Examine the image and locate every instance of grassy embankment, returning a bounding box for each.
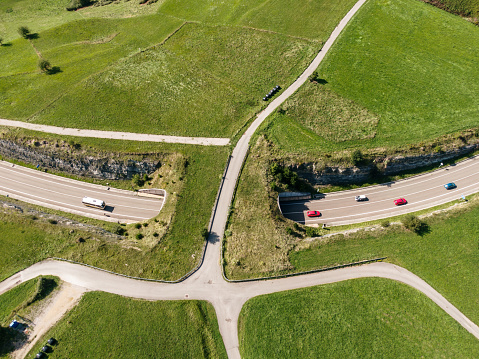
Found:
[0,277,58,358]
[0,130,228,282]
[264,0,479,160]
[239,278,479,358]
[26,292,227,359]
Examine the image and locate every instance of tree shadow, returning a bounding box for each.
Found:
[46,66,62,75]
[208,231,220,244]
[26,33,39,39]
[316,78,328,85]
[1,43,13,47]
[416,222,431,237]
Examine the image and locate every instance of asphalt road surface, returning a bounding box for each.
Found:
[0,161,163,223]
[281,156,479,226]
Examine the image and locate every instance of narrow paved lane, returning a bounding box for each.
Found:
[0,118,230,146]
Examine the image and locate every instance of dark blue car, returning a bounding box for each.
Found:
[444,182,456,190]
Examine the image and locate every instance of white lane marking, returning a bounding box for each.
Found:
[0,184,150,221]
[282,171,478,215]
[0,173,161,212]
[0,163,161,204]
[301,182,479,223]
[281,160,479,207]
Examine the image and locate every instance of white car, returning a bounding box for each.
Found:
[355,195,367,202]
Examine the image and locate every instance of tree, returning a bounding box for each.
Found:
[351,149,364,166]
[38,59,52,74]
[18,26,30,39]
[401,214,423,233]
[308,71,319,83]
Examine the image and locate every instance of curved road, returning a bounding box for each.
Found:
[282,156,479,226]
[2,0,479,358]
[0,161,164,223]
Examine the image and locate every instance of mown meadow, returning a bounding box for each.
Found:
[0,0,361,137]
[27,292,227,359]
[239,278,479,358]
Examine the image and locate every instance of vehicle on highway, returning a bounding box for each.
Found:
[306,210,321,217]
[393,198,407,206]
[355,195,368,201]
[82,196,106,209]
[444,182,457,190]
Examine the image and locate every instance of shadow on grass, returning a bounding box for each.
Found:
[46,66,62,75]
[1,43,12,47]
[26,33,39,40]
[416,222,431,237]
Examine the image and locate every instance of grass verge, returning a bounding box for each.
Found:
[239,277,479,358]
[27,292,227,359]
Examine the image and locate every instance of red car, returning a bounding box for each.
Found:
[393,198,407,206]
[307,210,321,217]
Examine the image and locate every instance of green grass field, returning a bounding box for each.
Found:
[239,278,479,358]
[0,0,364,137]
[266,0,479,156]
[0,129,228,281]
[27,292,227,359]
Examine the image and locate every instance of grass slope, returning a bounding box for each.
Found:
[28,292,227,359]
[159,0,358,41]
[239,278,479,358]
[267,0,479,154]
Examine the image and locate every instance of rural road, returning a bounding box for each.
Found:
[281,155,479,226]
[1,261,479,359]
[0,119,230,146]
[0,160,164,223]
[2,0,479,358]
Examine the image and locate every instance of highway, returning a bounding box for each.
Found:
[0,161,163,223]
[281,156,479,226]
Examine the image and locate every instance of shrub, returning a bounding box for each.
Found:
[142,222,148,227]
[308,71,319,82]
[18,26,30,39]
[305,226,319,237]
[401,214,422,233]
[134,223,141,229]
[113,225,126,235]
[66,0,90,11]
[286,227,294,235]
[48,219,57,224]
[381,220,390,228]
[38,60,52,74]
[136,233,143,240]
[153,232,159,237]
[351,149,364,166]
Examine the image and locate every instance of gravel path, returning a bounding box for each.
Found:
[0,119,230,146]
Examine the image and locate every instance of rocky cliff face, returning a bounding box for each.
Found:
[0,139,160,180]
[293,143,479,185]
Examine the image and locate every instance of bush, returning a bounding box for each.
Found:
[381,220,390,228]
[136,233,143,240]
[134,223,141,229]
[351,149,364,166]
[142,222,148,227]
[308,71,319,82]
[39,59,54,74]
[401,214,422,233]
[113,225,126,235]
[153,232,159,237]
[305,226,319,237]
[18,26,30,39]
[286,227,294,235]
[66,0,90,11]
